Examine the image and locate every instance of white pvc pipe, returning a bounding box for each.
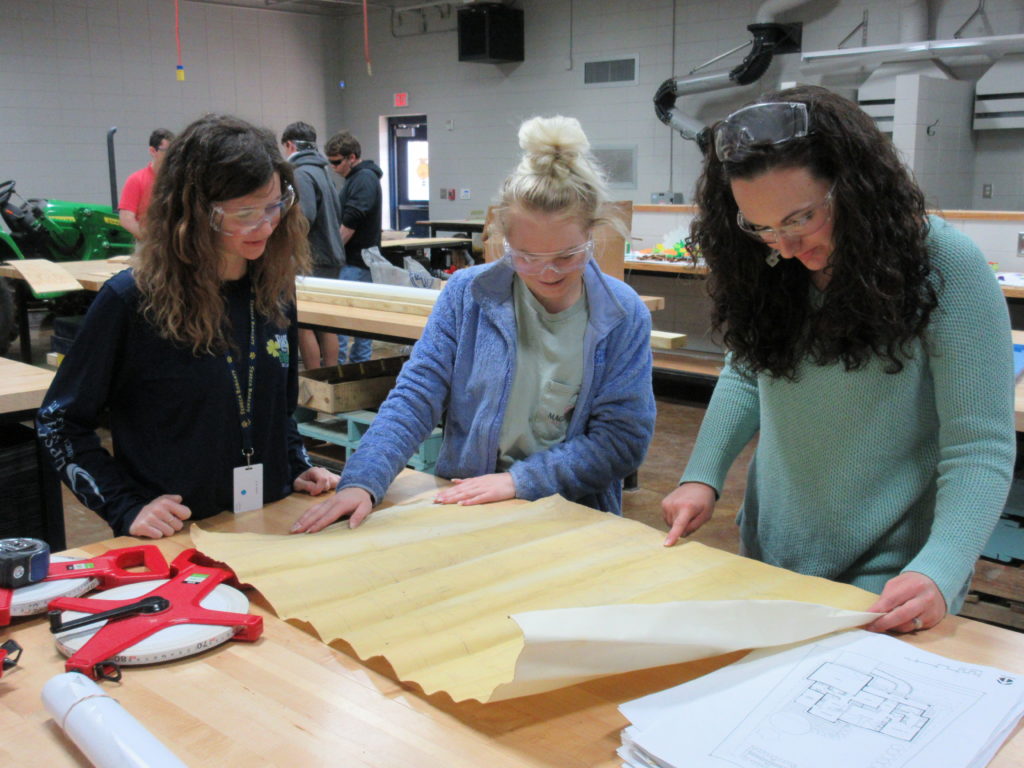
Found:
[755,0,815,24]
[42,672,187,768]
[296,276,439,304]
[801,33,1024,72]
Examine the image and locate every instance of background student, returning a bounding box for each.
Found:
[281,120,345,370]
[325,130,383,364]
[117,127,174,239]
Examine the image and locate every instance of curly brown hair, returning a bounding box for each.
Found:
[691,85,938,380]
[135,114,310,355]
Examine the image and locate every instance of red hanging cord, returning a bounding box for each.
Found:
[363,0,372,76]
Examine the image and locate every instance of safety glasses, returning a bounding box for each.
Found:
[503,239,593,276]
[736,184,835,245]
[713,102,810,162]
[210,184,296,236]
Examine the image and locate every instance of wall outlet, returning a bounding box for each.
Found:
[650,191,684,204]
[439,187,448,200]
[460,188,471,200]
[1018,232,1024,257]
[983,183,993,199]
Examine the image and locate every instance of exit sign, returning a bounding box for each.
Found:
[394,92,408,107]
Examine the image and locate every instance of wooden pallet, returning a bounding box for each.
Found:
[962,557,1024,631]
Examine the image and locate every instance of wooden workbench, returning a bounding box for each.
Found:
[0,258,129,293]
[416,219,486,238]
[0,357,63,548]
[2,469,1022,767]
[298,293,665,344]
[0,357,54,416]
[0,259,667,352]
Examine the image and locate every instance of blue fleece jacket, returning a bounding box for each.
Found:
[340,258,656,513]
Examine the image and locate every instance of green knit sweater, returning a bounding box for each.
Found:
[681,216,1015,612]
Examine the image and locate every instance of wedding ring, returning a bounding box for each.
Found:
[912,616,923,630]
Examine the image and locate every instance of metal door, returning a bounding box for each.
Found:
[388,116,429,233]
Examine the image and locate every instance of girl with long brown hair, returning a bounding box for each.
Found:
[38,114,337,538]
[662,87,1014,633]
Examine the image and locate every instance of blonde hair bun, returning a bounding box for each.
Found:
[524,115,589,165]
[497,114,612,234]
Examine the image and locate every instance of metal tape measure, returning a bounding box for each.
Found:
[0,538,51,589]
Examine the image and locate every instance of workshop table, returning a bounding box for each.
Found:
[297,292,666,345]
[416,219,486,238]
[379,236,475,271]
[1,259,667,354]
[1,468,1022,767]
[0,259,130,362]
[0,357,53,418]
[0,357,63,549]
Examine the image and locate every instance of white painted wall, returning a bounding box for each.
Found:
[324,0,1024,223]
[1,0,1022,216]
[0,0,333,205]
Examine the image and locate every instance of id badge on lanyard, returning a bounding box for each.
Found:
[227,295,264,513]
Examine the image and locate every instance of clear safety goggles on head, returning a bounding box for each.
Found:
[736,183,835,246]
[502,239,594,276]
[209,184,296,236]
[713,102,810,163]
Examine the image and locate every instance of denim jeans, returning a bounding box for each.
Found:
[338,263,373,363]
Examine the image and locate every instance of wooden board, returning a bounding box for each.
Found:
[296,288,435,317]
[650,331,687,350]
[380,237,473,250]
[0,358,54,414]
[2,259,81,294]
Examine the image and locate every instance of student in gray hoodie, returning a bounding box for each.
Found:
[282,121,345,369]
[291,115,656,534]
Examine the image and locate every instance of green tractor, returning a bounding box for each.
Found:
[0,178,135,357]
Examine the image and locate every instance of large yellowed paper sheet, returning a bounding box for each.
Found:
[190,496,878,703]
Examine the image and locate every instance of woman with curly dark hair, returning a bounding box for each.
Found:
[38,114,338,539]
[661,86,1014,633]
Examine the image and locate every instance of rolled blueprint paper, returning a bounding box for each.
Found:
[41,672,187,768]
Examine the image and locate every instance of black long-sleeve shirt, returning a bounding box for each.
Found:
[36,269,311,535]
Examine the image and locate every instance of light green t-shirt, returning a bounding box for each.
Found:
[497,276,589,471]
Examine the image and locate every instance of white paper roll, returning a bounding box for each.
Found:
[42,672,187,768]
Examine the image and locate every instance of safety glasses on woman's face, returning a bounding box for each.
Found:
[736,184,836,246]
[209,184,296,236]
[713,102,810,163]
[503,240,594,275]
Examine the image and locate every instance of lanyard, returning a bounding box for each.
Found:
[225,296,257,465]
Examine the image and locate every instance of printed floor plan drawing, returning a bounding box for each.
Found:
[710,648,984,768]
[797,660,930,740]
[620,631,1024,768]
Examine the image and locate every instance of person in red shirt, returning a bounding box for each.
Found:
[118,128,174,239]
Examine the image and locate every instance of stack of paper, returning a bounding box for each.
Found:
[619,630,1024,768]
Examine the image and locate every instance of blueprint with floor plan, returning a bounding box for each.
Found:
[620,630,1024,768]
